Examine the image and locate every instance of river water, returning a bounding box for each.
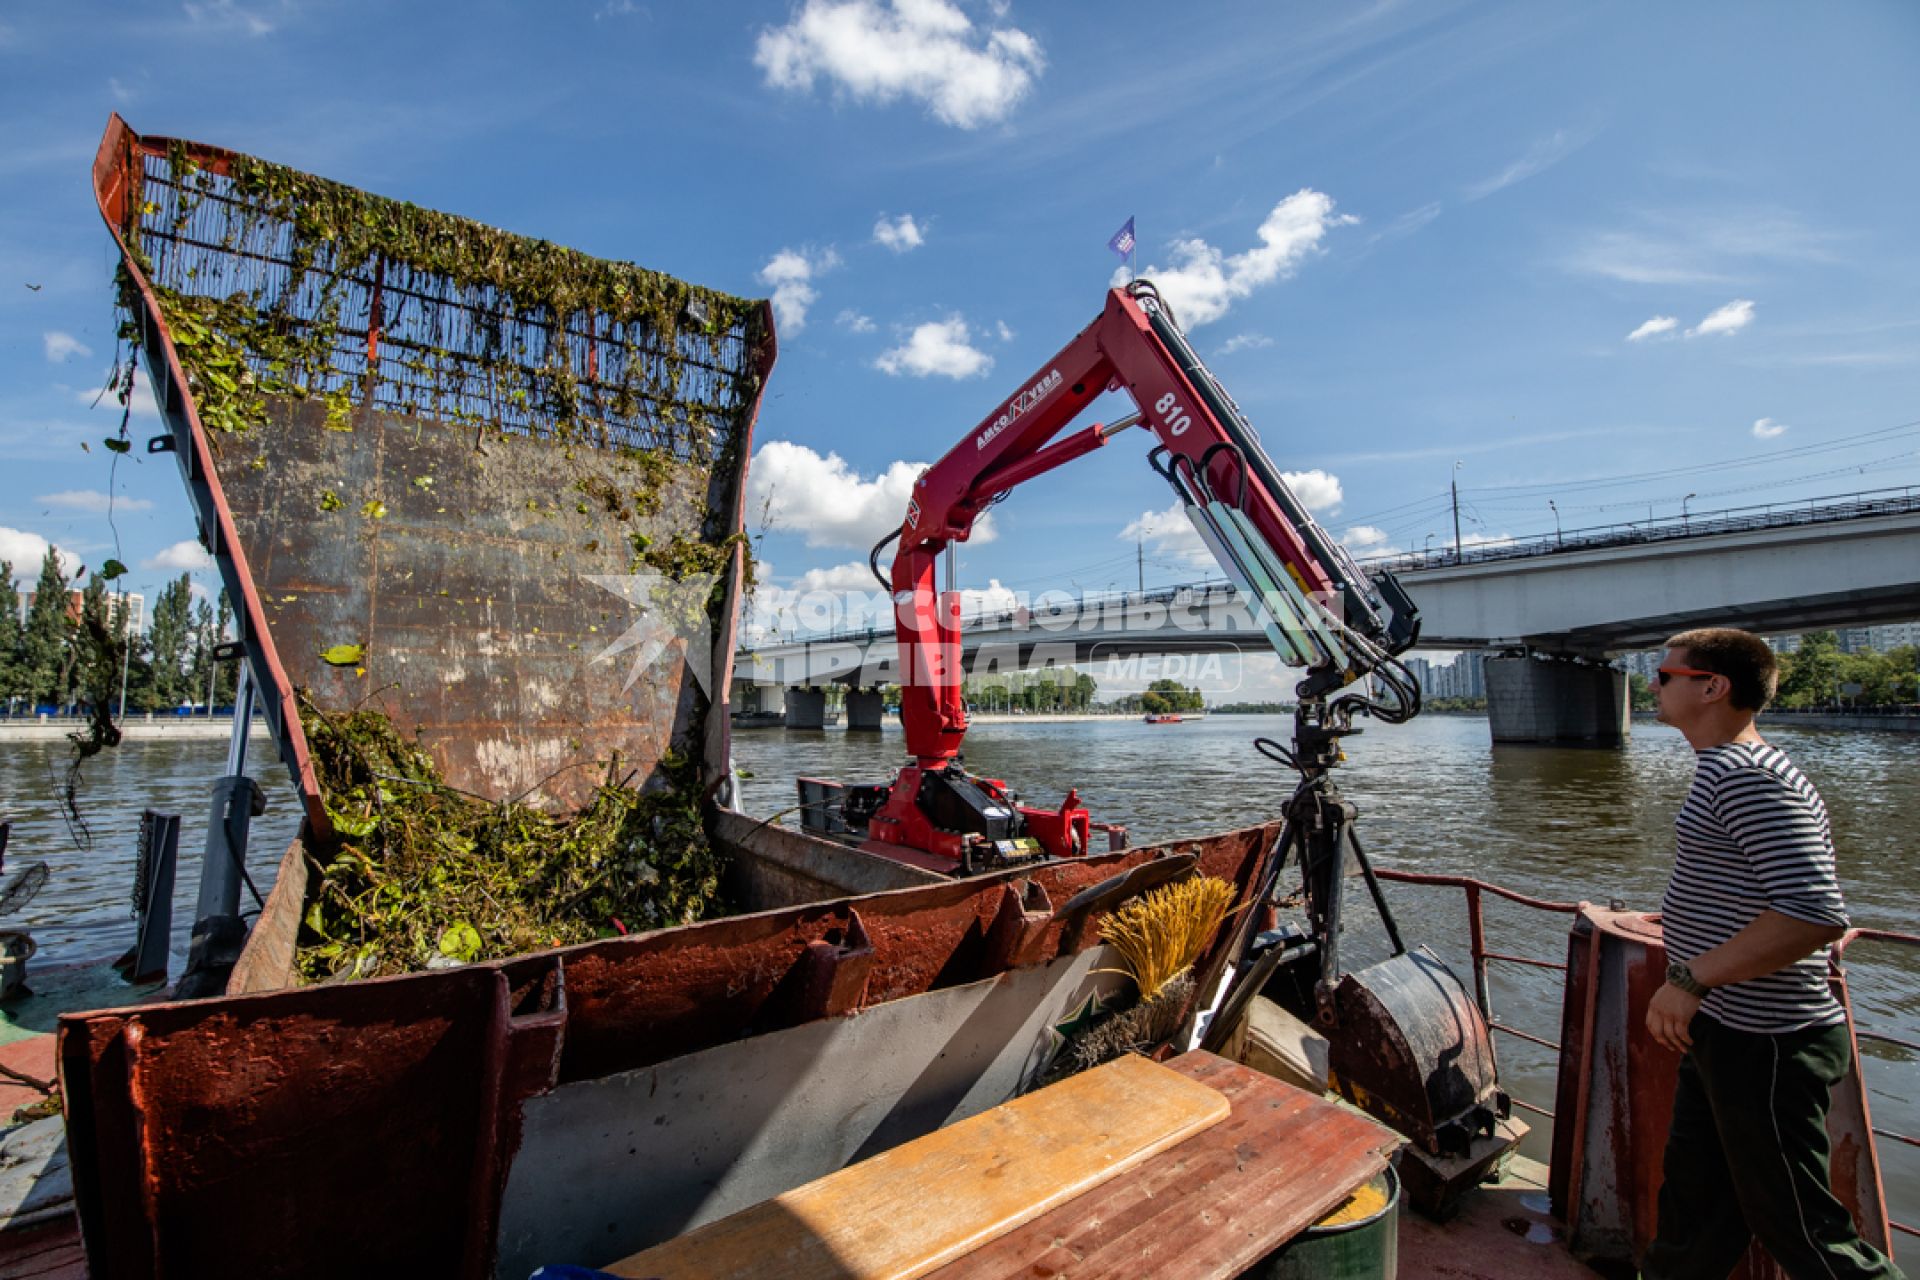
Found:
[2,712,1917,1232]
[730,711,1920,1219]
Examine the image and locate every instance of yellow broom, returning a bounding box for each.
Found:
[1038,875,1239,1087]
[1098,874,1238,1000]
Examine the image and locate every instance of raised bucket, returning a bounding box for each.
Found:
[1246,1163,1400,1279]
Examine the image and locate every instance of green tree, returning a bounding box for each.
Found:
[20,548,73,707]
[1776,632,1841,709]
[144,574,195,710]
[0,562,22,706]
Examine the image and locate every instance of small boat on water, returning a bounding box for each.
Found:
[1144,712,1184,724]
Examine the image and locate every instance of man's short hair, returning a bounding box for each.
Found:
[1666,627,1778,712]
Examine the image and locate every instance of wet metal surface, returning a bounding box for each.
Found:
[59,820,1280,1278]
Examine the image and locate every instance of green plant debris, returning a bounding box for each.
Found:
[119,138,768,465]
[318,489,343,511]
[318,643,365,666]
[295,700,722,982]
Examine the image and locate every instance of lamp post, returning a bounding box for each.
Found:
[1424,532,1437,559]
[1683,492,1697,529]
[1548,500,1562,547]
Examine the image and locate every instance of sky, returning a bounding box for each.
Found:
[3,1,1918,688]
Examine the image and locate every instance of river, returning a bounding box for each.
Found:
[3,712,1917,1228]
[730,711,1920,1209]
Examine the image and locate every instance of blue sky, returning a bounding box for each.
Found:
[3,1,1917,654]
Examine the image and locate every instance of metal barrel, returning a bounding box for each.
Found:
[1245,1164,1400,1279]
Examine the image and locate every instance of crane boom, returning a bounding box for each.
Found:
[808,281,1420,872]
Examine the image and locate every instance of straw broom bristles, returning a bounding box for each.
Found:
[1098,875,1237,1000]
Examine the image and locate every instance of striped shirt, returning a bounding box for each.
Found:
[1660,741,1849,1034]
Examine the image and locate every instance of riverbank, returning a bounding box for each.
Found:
[1759,710,1920,732]
[0,717,272,741]
[732,712,1211,727]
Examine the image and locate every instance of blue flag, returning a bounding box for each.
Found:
[1107,216,1136,261]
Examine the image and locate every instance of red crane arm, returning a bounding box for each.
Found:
[891,284,1404,768]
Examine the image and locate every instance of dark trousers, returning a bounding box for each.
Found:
[1644,1015,1904,1280]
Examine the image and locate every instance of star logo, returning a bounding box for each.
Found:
[584,572,719,695]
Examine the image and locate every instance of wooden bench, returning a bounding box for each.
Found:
[606,1051,1400,1280]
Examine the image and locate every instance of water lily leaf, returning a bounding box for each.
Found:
[437,922,482,962]
[319,643,365,666]
[100,559,128,581]
[103,437,132,454]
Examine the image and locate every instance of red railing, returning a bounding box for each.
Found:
[1367,881,1920,1245]
[1374,868,1580,1119]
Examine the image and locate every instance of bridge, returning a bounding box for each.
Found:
[733,487,1920,744]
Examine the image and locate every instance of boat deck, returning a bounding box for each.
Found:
[1401,1155,1608,1279]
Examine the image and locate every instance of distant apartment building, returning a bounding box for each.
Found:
[1407,650,1487,700]
[19,590,145,635]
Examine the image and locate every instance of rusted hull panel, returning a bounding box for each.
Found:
[1547,905,1890,1272]
[59,820,1281,1279]
[89,113,778,836]
[216,395,727,811]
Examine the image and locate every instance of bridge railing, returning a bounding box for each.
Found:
[1364,485,1920,574]
[743,485,1920,652]
[742,579,1242,650]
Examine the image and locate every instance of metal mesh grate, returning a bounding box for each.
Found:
[131,148,764,464]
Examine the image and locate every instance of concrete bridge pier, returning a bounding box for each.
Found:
[784,686,827,730]
[845,687,887,731]
[733,682,784,718]
[1486,652,1630,746]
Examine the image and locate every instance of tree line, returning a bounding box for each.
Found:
[0,549,238,716]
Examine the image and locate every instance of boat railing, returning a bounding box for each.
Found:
[1372,868,1580,1121]
[1369,878,1920,1243]
[1832,926,1920,1244]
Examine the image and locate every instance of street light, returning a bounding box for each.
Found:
[1683,492,1697,528]
[1424,532,1437,558]
[1548,500,1562,547]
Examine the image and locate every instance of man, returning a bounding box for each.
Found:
[1643,627,1902,1279]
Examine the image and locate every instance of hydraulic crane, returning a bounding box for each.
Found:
[799,282,1513,1196]
[806,280,1420,873]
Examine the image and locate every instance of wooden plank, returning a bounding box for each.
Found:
[605,1054,1230,1280]
[926,1052,1404,1279]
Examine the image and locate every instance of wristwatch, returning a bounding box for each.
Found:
[1666,960,1709,997]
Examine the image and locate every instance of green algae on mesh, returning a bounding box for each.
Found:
[120,139,766,453]
[295,699,723,983]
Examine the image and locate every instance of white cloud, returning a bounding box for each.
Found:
[143,539,212,573]
[43,331,91,363]
[1280,468,1343,515]
[749,440,997,550]
[874,316,992,379]
[0,528,81,579]
[1625,315,1677,342]
[754,0,1045,129]
[181,0,276,36]
[758,247,838,334]
[959,578,1017,614]
[1218,333,1274,355]
[1121,502,1211,569]
[1119,190,1355,328]
[1566,211,1838,286]
[1688,298,1755,338]
[791,561,882,593]
[1752,417,1789,440]
[35,490,155,515]
[836,308,877,334]
[872,213,925,252]
[1341,525,1398,556]
[994,320,1014,342]
[1463,128,1592,201]
[74,365,159,416]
